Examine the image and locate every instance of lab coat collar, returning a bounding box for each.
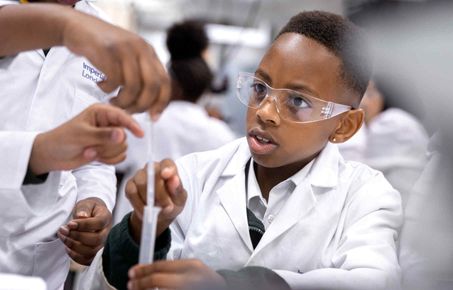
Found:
[222,138,252,176]
[221,139,342,189]
[308,142,342,189]
[216,139,343,255]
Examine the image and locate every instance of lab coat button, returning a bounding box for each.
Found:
[267,214,274,223]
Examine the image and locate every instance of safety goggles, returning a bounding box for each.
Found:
[236,72,351,123]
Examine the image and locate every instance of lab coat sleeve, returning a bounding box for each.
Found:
[72,162,116,211]
[76,249,117,290]
[0,131,39,190]
[0,131,63,217]
[275,173,403,290]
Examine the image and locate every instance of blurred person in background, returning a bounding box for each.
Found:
[346,0,453,289]
[156,19,237,158]
[113,19,236,224]
[339,79,429,207]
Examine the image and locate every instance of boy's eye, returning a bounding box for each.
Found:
[288,95,310,109]
[251,82,267,100]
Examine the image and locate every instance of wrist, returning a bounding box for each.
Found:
[29,132,52,176]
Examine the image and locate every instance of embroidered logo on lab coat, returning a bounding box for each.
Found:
[82,62,106,83]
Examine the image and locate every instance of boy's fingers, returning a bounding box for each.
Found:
[61,229,103,247]
[133,167,148,200]
[125,178,145,219]
[168,176,187,208]
[166,175,181,196]
[129,273,184,290]
[129,264,157,279]
[130,260,191,279]
[58,234,100,258]
[73,199,95,219]
[154,177,173,212]
[159,159,178,179]
[65,246,95,266]
[68,215,110,232]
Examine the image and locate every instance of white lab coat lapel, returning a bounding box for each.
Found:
[216,143,254,253]
[248,143,341,261]
[217,173,254,253]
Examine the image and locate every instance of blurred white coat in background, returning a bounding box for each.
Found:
[339,82,428,207]
[113,101,236,224]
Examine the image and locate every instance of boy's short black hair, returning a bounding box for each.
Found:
[277,11,372,100]
[166,20,212,102]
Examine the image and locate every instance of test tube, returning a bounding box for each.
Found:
[139,206,161,264]
[145,115,155,209]
[139,115,161,264]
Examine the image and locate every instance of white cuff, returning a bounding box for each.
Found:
[0,131,39,190]
[77,249,117,290]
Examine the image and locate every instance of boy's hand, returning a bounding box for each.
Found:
[126,160,187,243]
[62,9,170,116]
[127,259,226,290]
[29,103,144,175]
[57,197,112,266]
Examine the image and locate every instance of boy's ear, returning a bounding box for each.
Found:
[329,109,364,143]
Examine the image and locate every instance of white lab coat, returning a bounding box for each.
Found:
[113,101,236,224]
[0,274,46,290]
[153,101,237,160]
[0,1,115,289]
[365,109,428,203]
[83,138,403,290]
[338,108,429,207]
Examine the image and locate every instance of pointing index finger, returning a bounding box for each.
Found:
[93,105,144,138]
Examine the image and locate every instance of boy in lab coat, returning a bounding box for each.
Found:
[0,0,169,289]
[83,11,402,290]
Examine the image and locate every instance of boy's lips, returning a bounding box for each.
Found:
[247,129,278,155]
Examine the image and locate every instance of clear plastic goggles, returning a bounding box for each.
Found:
[236,72,351,123]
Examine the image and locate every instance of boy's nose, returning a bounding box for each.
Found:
[256,96,281,126]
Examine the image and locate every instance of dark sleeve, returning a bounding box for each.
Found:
[217,266,291,290]
[102,212,171,290]
[22,167,48,185]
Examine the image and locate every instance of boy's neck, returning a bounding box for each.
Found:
[255,157,314,201]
